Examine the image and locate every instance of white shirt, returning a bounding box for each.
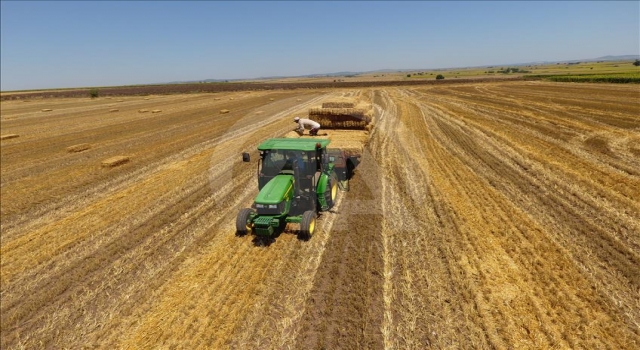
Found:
[297,118,321,130]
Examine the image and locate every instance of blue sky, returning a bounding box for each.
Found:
[1,1,638,91]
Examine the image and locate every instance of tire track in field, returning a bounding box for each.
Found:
[0,92,331,349]
[414,86,640,331]
[402,85,639,347]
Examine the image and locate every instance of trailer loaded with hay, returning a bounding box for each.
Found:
[308,101,371,130]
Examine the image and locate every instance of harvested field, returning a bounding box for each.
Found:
[1,82,638,349]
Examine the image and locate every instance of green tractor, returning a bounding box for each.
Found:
[237,138,342,240]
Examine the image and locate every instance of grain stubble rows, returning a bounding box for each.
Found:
[1,82,638,349]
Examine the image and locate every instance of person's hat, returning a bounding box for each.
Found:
[294,117,300,122]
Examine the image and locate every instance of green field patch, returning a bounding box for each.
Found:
[528,72,640,84]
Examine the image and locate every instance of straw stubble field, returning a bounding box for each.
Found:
[1,81,639,349]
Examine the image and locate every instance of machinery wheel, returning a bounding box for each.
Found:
[236,208,255,235]
[299,210,317,240]
[323,172,338,209]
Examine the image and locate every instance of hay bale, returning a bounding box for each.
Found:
[220,109,230,114]
[297,99,302,102]
[309,107,366,118]
[151,110,162,113]
[255,111,264,114]
[309,108,370,129]
[144,98,150,100]
[229,97,235,100]
[109,109,119,112]
[1,134,19,140]
[66,143,91,153]
[41,109,53,112]
[214,98,221,100]
[269,98,275,101]
[138,109,149,113]
[322,102,355,108]
[102,156,130,167]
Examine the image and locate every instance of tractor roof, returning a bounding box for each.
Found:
[257,138,331,151]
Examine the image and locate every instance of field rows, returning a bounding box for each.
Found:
[1,81,639,348]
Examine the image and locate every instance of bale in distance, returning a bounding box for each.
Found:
[66,143,91,153]
[41,109,53,112]
[1,134,19,140]
[102,156,130,167]
[152,110,162,113]
[220,109,230,114]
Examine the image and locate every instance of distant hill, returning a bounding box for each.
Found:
[187,55,640,84]
[593,55,639,61]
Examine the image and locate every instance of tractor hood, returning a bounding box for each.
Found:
[255,174,294,205]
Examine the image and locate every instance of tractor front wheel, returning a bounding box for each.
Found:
[236,208,255,235]
[299,210,317,240]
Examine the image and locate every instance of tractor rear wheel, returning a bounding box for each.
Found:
[299,210,317,240]
[323,172,338,209]
[236,208,255,235]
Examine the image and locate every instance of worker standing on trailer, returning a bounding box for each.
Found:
[294,116,321,136]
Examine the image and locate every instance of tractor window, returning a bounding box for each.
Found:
[262,150,317,176]
[262,150,287,175]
